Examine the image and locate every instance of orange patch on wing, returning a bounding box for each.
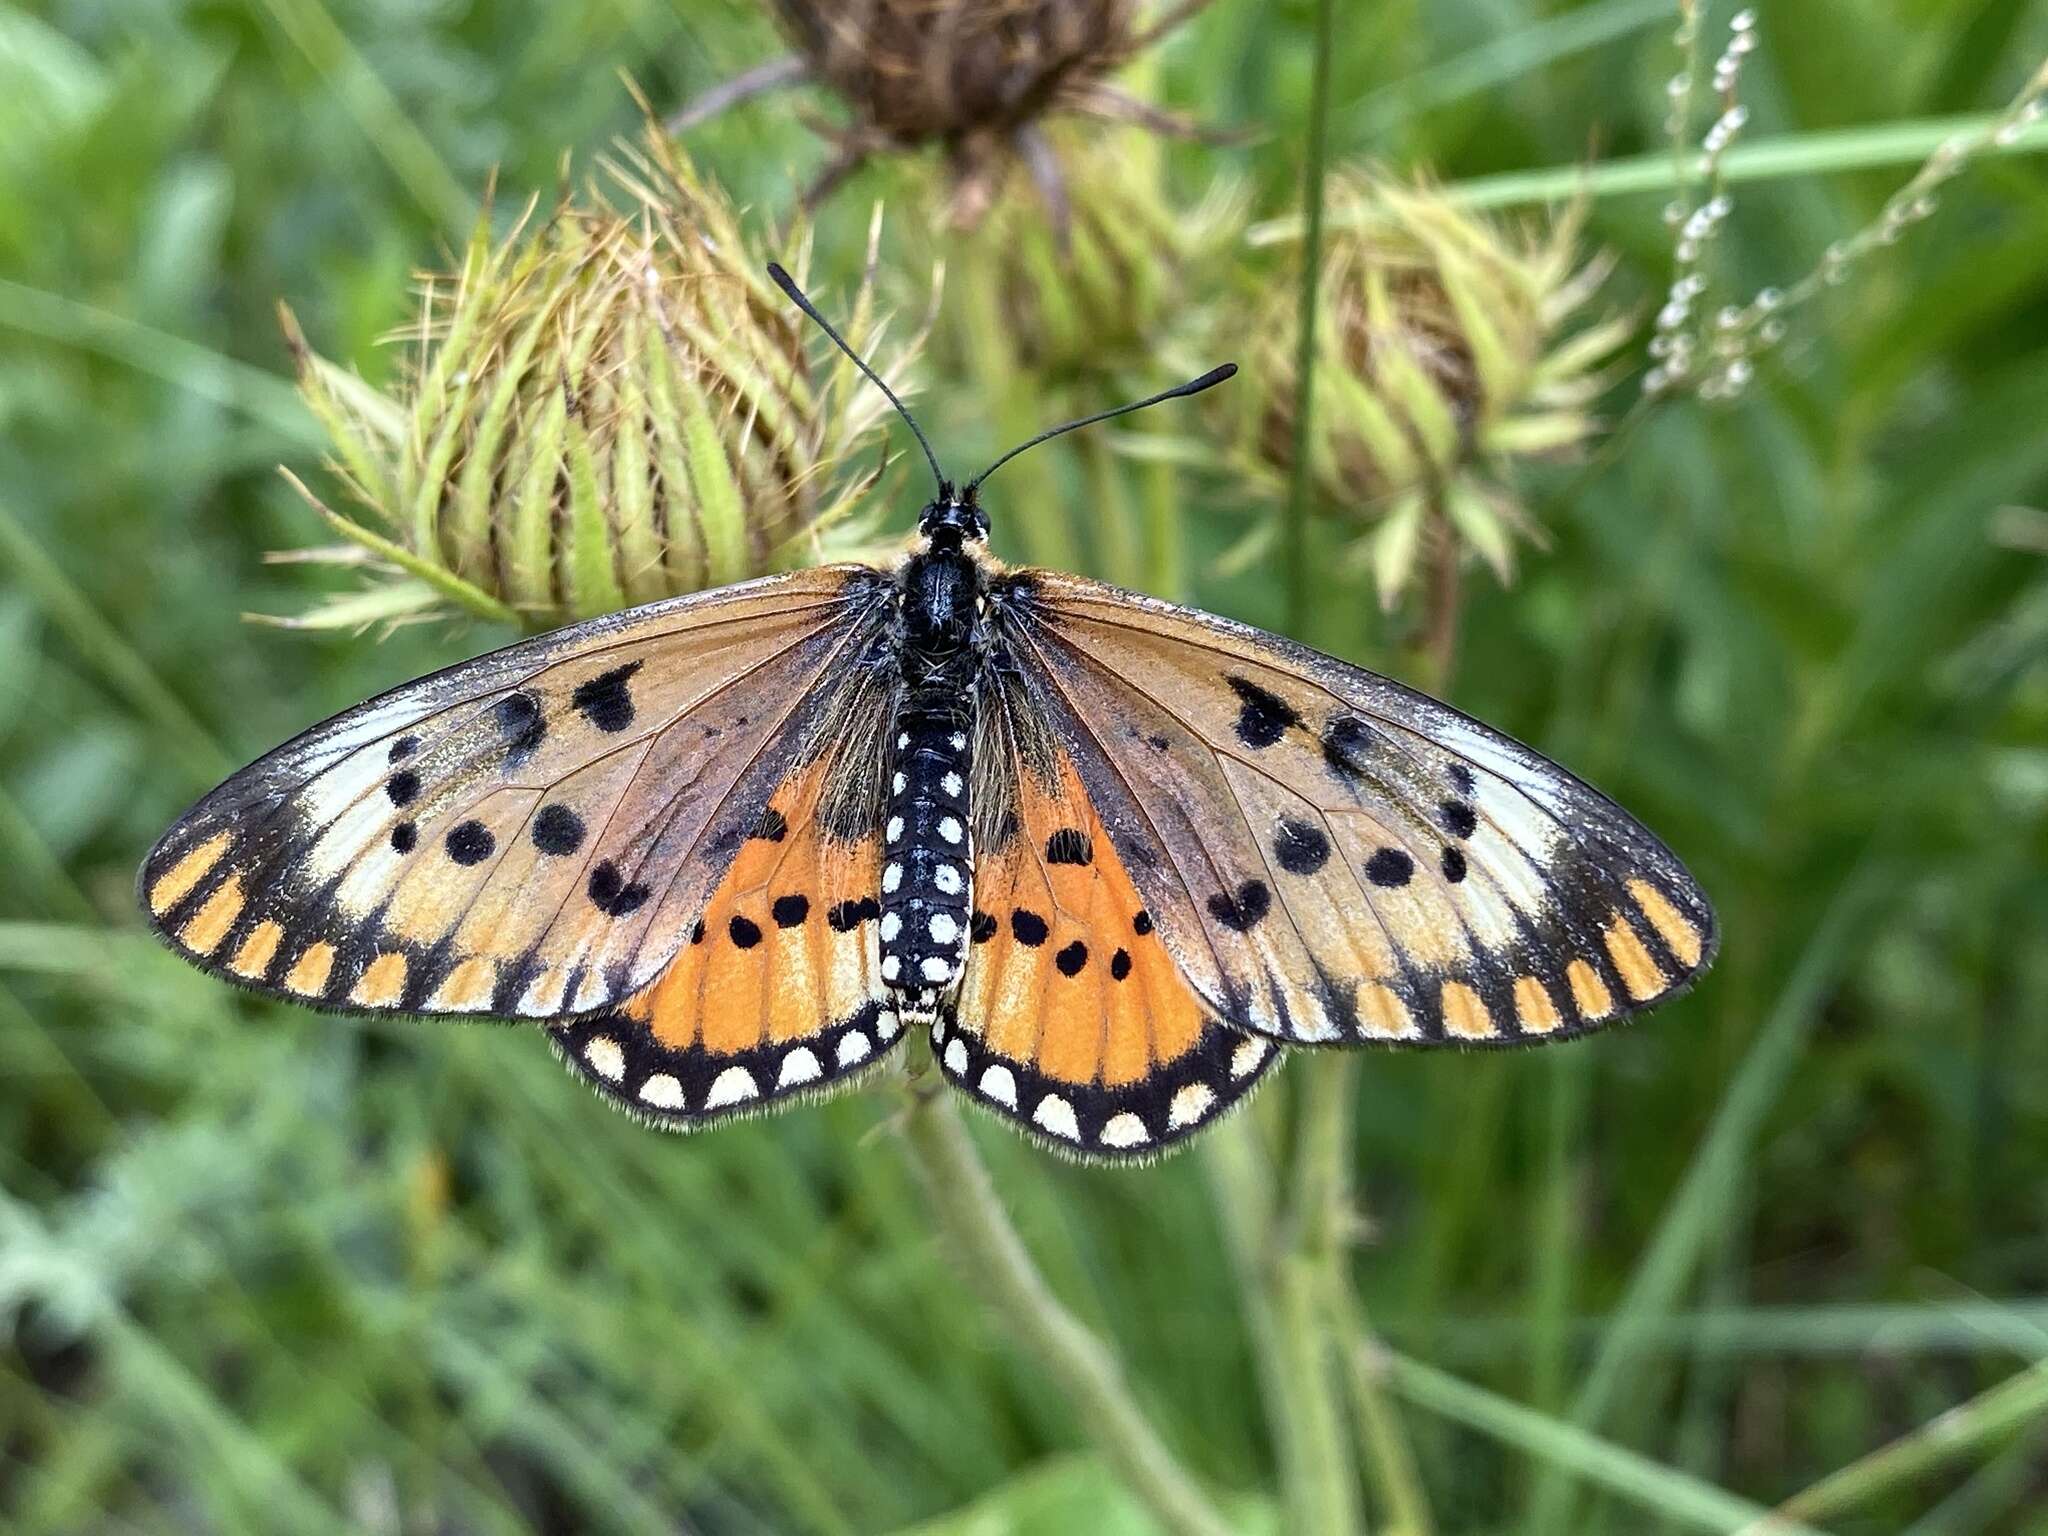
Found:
[1603,916,1667,1001]
[1567,958,1613,1021]
[1357,982,1417,1039]
[352,951,409,1006]
[1440,980,1494,1039]
[182,874,245,954]
[1629,879,1704,968]
[957,750,1209,1090]
[150,832,231,916]
[285,941,336,997]
[627,760,881,1058]
[230,920,285,980]
[431,955,497,1010]
[1513,976,1562,1034]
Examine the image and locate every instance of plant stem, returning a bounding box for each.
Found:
[1374,1347,1825,1536]
[1264,0,1366,1527]
[897,1079,1236,1536]
[1333,1290,1435,1536]
[1766,1357,2048,1529]
[1247,113,2048,236]
[1279,0,1336,638]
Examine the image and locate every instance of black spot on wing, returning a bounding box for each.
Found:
[828,897,879,932]
[532,804,585,857]
[386,771,420,807]
[1273,817,1331,875]
[1133,909,1153,936]
[752,807,789,843]
[1208,880,1271,933]
[1227,675,1301,749]
[587,860,651,918]
[496,691,545,760]
[1110,947,1132,981]
[771,894,810,928]
[572,663,642,733]
[1441,846,1468,883]
[390,822,417,853]
[1447,762,1477,796]
[1365,848,1414,888]
[1322,715,1384,781]
[1045,828,1093,866]
[1055,940,1089,977]
[970,910,998,943]
[1011,909,1049,946]
[728,915,762,949]
[445,820,495,866]
[1440,800,1478,839]
[388,735,420,763]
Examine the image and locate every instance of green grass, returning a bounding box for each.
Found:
[5,1,2048,1532]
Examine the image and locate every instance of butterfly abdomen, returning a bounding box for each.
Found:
[879,704,974,1019]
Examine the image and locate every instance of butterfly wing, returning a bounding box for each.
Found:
[550,739,907,1128]
[140,566,895,1022]
[933,688,1279,1161]
[990,570,1716,1049]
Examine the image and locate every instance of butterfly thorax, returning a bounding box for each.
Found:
[878,516,993,1022]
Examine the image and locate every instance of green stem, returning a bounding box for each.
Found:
[898,1080,1236,1536]
[1248,114,2048,236]
[1142,431,1187,601]
[1332,1233,1436,1536]
[1280,0,1336,637]
[1265,0,1365,1528]
[1375,1348,1826,1536]
[1770,1358,2048,1528]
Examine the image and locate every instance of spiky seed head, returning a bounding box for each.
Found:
[280,133,913,633]
[768,0,1199,223]
[1231,173,1630,608]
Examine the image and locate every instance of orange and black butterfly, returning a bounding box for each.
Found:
[140,265,1715,1163]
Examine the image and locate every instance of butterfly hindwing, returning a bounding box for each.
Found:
[995,570,1716,1049]
[936,717,1279,1161]
[140,567,894,1021]
[550,747,906,1128]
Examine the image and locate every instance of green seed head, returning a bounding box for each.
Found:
[1233,174,1630,608]
[281,133,913,633]
[934,128,1244,382]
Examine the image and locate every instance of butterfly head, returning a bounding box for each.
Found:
[765,261,1236,553]
[918,485,991,550]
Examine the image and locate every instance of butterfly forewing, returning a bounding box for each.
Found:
[1000,570,1716,1049]
[141,567,894,1020]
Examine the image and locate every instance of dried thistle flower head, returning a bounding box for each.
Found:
[1235,174,1629,608]
[280,135,912,633]
[674,0,1218,225]
[936,129,1244,381]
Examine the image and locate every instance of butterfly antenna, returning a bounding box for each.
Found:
[767,262,948,496]
[966,364,1238,495]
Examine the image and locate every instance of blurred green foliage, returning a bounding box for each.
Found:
[3,1,2048,1532]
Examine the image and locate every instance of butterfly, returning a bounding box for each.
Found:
[140,264,1716,1163]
